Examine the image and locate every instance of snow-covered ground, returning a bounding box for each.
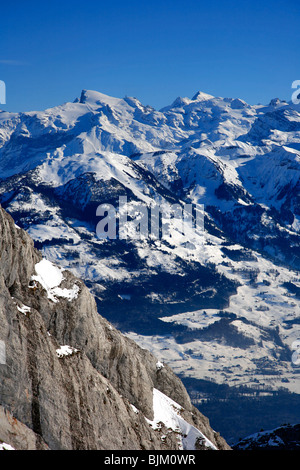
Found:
[0,442,15,450]
[31,259,80,303]
[134,388,217,450]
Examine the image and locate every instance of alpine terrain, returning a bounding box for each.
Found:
[0,89,299,444]
[0,204,229,450]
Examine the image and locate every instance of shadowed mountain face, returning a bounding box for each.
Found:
[0,205,229,450]
[0,90,299,442]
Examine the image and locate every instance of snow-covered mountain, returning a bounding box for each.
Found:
[233,423,300,450]
[0,89,299,442]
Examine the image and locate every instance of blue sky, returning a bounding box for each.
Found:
[0,0,299,111]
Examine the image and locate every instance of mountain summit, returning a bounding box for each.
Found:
[191,91,215,101]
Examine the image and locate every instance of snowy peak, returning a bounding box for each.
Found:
[191,91,215,102]
[78,89,124,108]
[268,97,288,108]
[163,96,192,110]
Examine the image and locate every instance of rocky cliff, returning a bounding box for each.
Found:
[0,205,229,450]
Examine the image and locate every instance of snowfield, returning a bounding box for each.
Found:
[31,259,79,302]
[147,388,217,450]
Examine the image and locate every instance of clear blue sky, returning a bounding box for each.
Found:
[0,0,299,112]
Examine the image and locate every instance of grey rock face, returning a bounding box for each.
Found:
[0,205,230,450]
[0,406,49,450]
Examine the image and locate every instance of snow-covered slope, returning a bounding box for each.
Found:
[233,423,300,450]
[0,89,299,441]
[146,388,217,450]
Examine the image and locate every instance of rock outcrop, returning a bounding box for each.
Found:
[0,205,230,450]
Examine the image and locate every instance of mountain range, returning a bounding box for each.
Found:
[0,89,299,443]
